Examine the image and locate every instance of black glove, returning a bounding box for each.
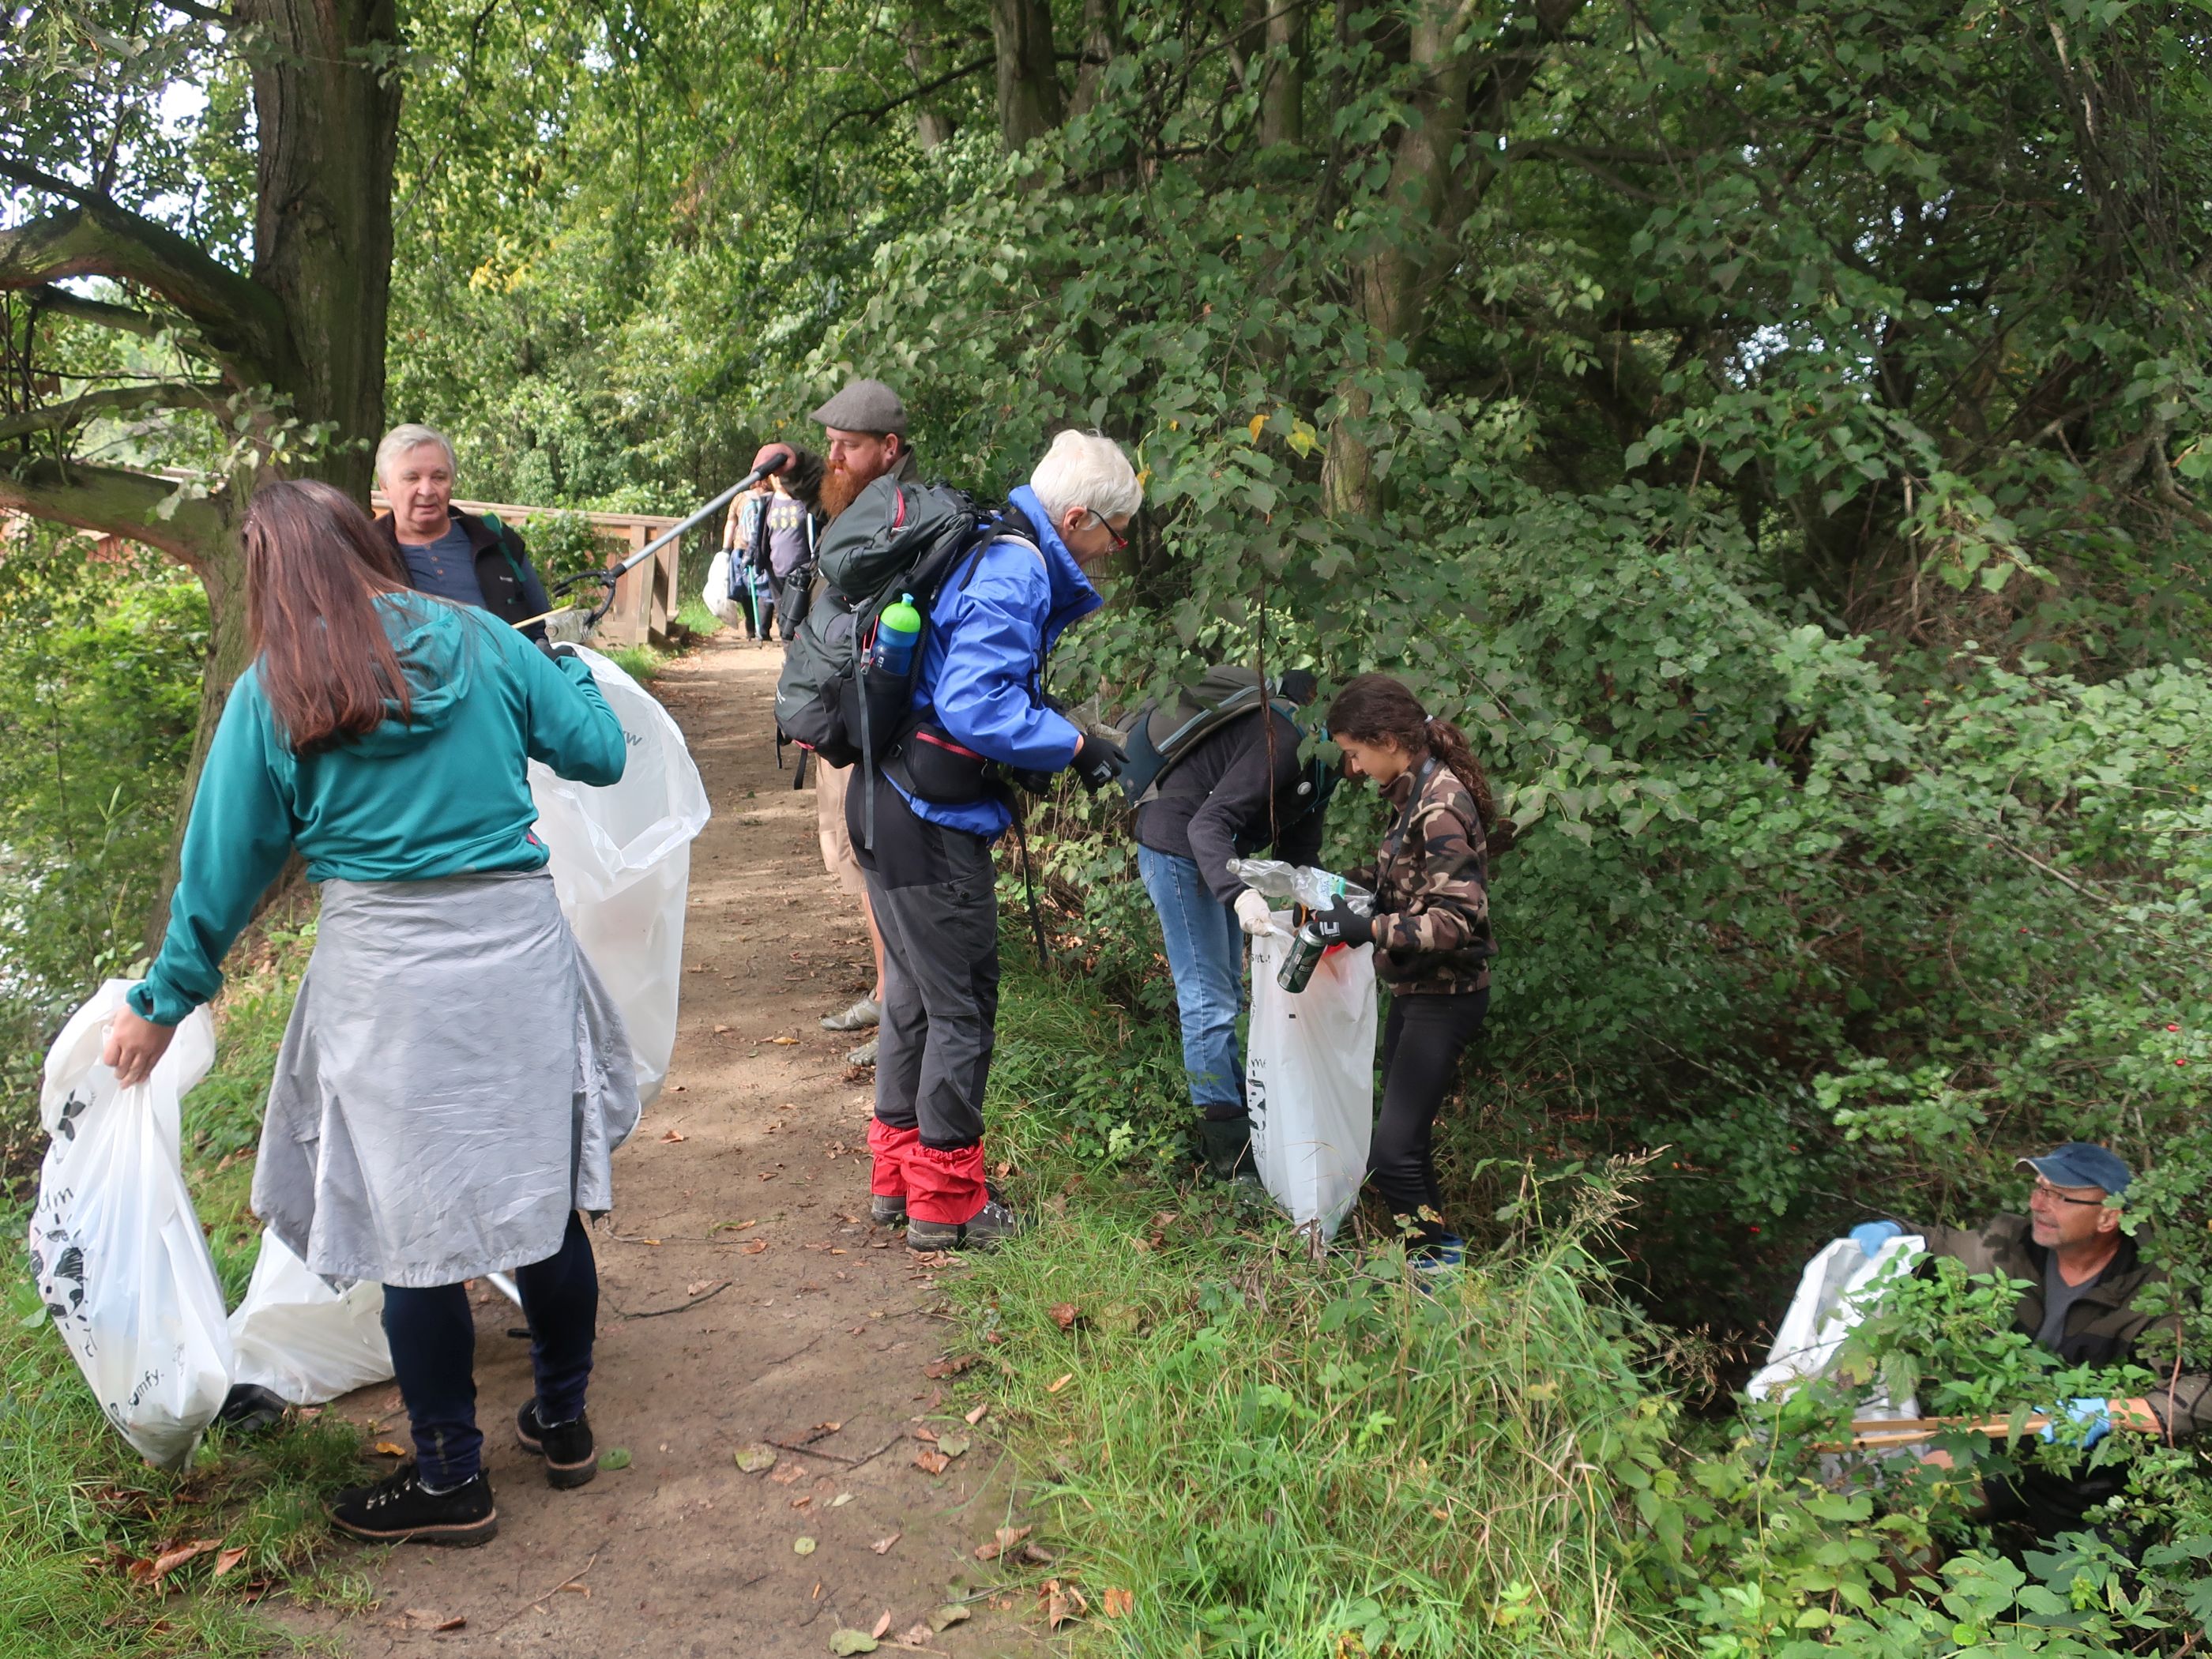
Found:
[536,636,580,661]
[1006,765,1057,796]
[1071,724,1127,792]
[1311,903,1373,947]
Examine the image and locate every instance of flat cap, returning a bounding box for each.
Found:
[811,378,908,436]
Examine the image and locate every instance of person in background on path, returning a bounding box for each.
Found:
[719,479,773,641]
[858,429,1139,1253]
[762,450,824,641]
[1307,674,1509,1271]
[1136,668,1325,1183]
[374,423,556,642]
[756,382,917,1065]
[1843,1142,2204,1539]
[101,480,638,1548]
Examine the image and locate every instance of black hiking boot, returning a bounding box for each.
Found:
[871,1194,908,1226]
[515,1400,597,1488]
[907,1194,1026,1255]
[1197,1114,1262,1185]
[327,1465,497,1547]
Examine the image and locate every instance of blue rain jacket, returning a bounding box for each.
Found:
[893,484,1103,838]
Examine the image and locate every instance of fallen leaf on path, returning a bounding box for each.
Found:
[1041,1579,1087,1629]
[1102,1587,1134,1619]
[935,1433,971,1458]
[912,1425,938,1443]
[713,1024,729,1033]
[922,1355,975,1379]
[769,1036,799,1045]
[741,1240,769,1255]
[1047,1372,1074,1394]
[911,1449,950,1475]
[931,1604,972,1631]
[391,1608,465,1632]
[734,1443,777,1473]
[771,1462,807,1484]
[871,1611,893,1638]
[211,1546,248,1580]
[710,1218,758,1233]
[1049,1302,1080,1330]
[686,1279,715,1296]
[129,1537,220,1585]
[964,1403,988,1425]
[372,1441,409,1458]
[660,1129,688,1143]
[597,1447,632,1470]
[792,1536,817,1556]
[1020,1541,1055,1564]
[811,1420,843,1434]
[826,1631,878,1655]
[790,1495,811,1508]
[830,1492,853,1508]
[870,1532,901,1555]
[904,1623,935,1646]
[972,1525,1031,1561]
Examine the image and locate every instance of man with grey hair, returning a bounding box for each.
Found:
[374,422,555,642]
[855,427,1142,1254]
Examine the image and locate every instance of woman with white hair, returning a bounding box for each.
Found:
[853,427,1140,1255]
[373,423,557,642]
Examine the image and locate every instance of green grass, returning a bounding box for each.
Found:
[933,940,1685,1657]
[2,917,374,1659]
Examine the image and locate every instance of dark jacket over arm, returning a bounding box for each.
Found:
[1135,709,1321,905]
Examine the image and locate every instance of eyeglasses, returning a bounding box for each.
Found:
[1083,510,1129,551]
[2029,1179,2107,1208]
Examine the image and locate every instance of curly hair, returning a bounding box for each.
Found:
[1325,673,1516,858]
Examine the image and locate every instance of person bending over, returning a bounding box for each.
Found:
[103,480,637,1548]
[1308,674,1509,1270]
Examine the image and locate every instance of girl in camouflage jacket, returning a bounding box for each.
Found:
[1310,675,1510,1264]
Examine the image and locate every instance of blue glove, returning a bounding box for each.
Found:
[1849,1220,1904,1258]
[2038,1398,2111,1448]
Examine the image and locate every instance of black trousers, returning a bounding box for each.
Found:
[1368,988,1489,1247]
[852,773,999,1150]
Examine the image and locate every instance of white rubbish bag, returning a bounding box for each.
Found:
[27,981,231,1469]
[529,645,712,1107]
[1747,1232,1924,1420]
[1246,920,1377,1243]
[228,1228,392,1405]
[701,549,744,630]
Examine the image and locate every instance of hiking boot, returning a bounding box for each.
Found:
[1196,1115,1261,1186]
[327,1465,497,1547]
[907,1194,1025,1255]
[846,1036,878,1067]
[870,1193,908,1226]
[515,1400,596,1488]
[822,995,882,1033]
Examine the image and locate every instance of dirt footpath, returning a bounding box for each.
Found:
[316,635,1044,1658]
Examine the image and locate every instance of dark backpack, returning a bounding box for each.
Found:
[773,475,1003,771]
[1118,665,1337,840]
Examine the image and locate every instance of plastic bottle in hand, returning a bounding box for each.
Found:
[870,593,922,676]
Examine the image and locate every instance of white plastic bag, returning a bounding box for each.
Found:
[1747,1233,1924,1417]
[701,549,744,629]
[1246,920,1377,1243]
[529,645,711,1107]
[228,1228,392,1405]
[27,982,231,1469]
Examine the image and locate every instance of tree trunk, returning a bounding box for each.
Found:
[903,5,957,150]
[1260,0,1306,149]
[1070,0,1121,120]
[990,0,1064,150]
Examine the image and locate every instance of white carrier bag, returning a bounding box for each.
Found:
[1246,921,1377,1243]
[27,982,231,1469]
[701,549,746,630]
[529,645,711,1107]
[228,1228,392,1405]
[1747,1232,1925,1419]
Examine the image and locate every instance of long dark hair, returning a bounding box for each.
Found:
[244,479,416,754]
[1326,673,1516,858]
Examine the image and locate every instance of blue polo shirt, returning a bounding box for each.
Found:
[397,518,484,607]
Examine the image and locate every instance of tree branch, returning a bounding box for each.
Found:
[23,284,172,337]
[159,0,235,24]
[0,457,228,566]
[0,155,97,204]
[0,206,287,384]
[0,382,229,443]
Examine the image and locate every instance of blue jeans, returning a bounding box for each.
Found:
[1138,845,1246,1112]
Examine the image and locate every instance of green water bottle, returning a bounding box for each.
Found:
[871,593,922,676]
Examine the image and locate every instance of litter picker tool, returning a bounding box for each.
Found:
[517,450,793,633]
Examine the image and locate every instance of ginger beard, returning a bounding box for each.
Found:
[819,461,865,521]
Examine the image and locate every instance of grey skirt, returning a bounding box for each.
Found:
[251,870,639,1288]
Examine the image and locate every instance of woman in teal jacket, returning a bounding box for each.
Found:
[103,479,637,1548]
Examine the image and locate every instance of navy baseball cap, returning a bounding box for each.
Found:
[2018,1142,2132,1196]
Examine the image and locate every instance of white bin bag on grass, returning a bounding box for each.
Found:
[228,1228,392,1405]
[27,981,230,1470]
[1747,1232,1925,1420]
[1246,920,1377,1243]
[529,645,711,1108]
